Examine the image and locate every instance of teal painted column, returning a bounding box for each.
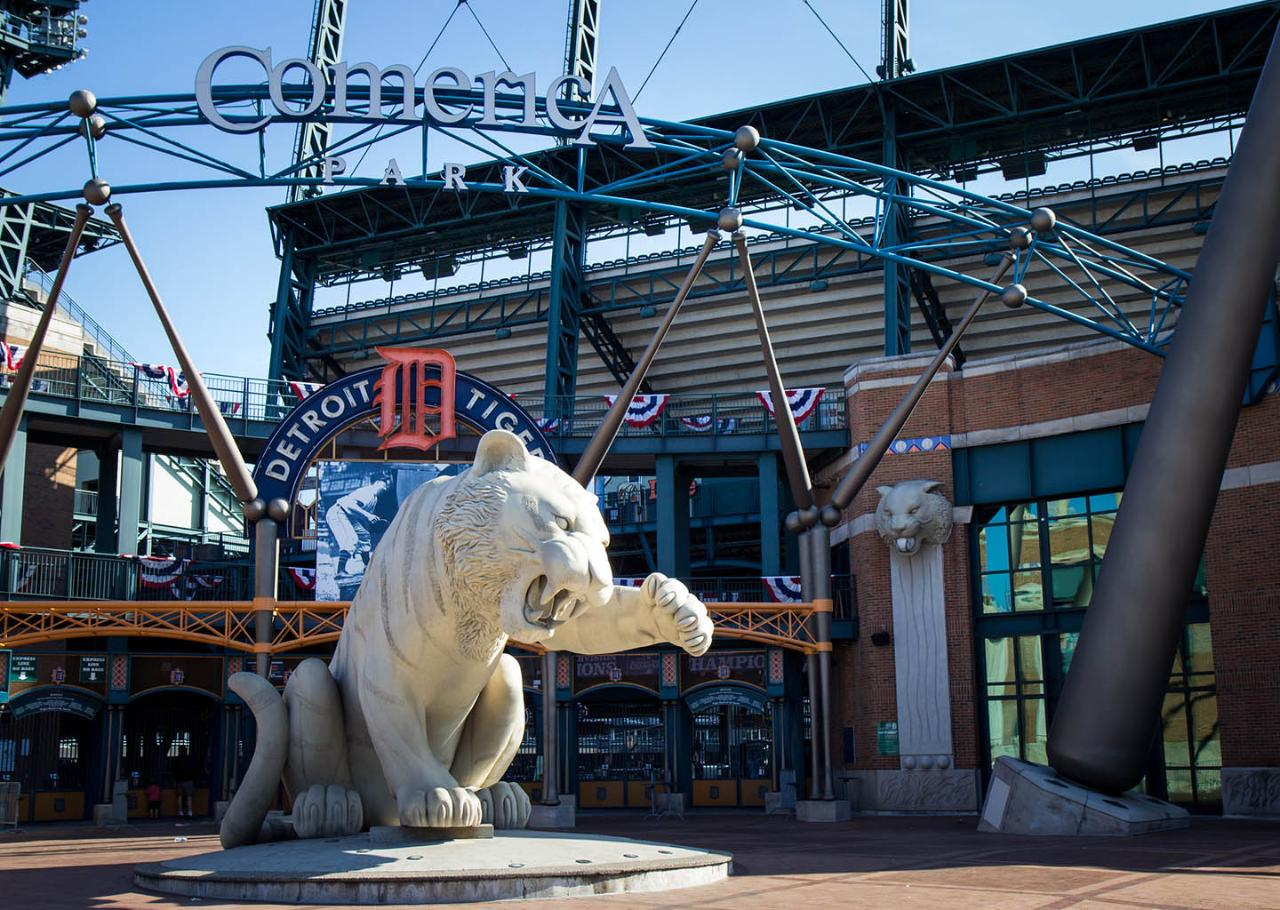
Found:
[655,456,690,577]
[95,442,119,553]
[757,453,781,575]
[118,431,144,555]
[0,414,26,543]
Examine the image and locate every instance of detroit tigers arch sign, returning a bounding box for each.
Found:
[253,348,556,513]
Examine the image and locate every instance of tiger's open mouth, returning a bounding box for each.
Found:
[523,575,582,630]
[893,536,919,554]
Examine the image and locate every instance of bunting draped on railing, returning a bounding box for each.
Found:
[3,342,27,371]
[613,577,646,588]
[536,416,572,433]
[288,380,323,401]
[287,567,317,591]
[755,388,825,424]
[134,363,189,398]
[135,554,186,588]
[603,394,669,429]
[179,572,224,600]
[762,575,805,603]
[679,415,738,434]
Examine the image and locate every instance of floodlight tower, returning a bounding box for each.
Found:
[287,0,348,204]
[877,0,915,355]
[0,1,88,106]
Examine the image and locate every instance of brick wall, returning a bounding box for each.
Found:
[22,443,77,549]
[833,337,1280,779]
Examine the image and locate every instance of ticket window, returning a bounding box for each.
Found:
[691,701,773,807]
[576,699,665,808]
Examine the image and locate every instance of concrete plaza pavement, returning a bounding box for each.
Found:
[1,812,1277,909]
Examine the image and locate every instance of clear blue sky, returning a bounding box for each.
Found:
[1,0,1247,377]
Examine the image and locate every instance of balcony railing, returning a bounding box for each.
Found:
[0,548,853,622]
[0,348,847,438]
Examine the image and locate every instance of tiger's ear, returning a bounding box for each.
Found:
[877,485,894,498]
[473,429,530,475]
[921,480,943,493]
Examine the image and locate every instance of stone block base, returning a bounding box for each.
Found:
[370,824,493,845]
[93,803,125,826]
[796,799,851,823]
[1223,768,1280,817]
[528,802,576,829]
[842,769,980,813]
[979,756,1189,836]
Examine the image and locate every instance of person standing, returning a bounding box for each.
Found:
[326,474,393,578]
[146,781,161,820]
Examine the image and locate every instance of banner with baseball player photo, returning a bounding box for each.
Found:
[315,461,466,601]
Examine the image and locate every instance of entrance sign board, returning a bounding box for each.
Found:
[196,47,651,149]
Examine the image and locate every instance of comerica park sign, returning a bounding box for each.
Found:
[195,46,652,150]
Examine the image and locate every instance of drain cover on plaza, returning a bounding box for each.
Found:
[134,830,732,904]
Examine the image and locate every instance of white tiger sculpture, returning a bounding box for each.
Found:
[874,480,953,556]
[221,429,714,847]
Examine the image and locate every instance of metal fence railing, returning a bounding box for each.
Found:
[0,346,848,438]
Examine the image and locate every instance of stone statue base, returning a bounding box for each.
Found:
[978,757,1190,836]
[135,830,731,904]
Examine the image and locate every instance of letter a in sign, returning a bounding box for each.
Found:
[373,347,457,451]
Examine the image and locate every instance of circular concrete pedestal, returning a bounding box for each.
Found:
[134,830,732,905]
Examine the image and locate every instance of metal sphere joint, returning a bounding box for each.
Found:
[717,207,743,232]
[68,89,97,118]
[734,125,761,152]
[1008,226,1032,250]
[1030,207,1057,233]
[243,499,267,522]
[820,505,841,527]
[1002,283,1028,309]
[721,147,744,172]
[784,510,804,533]
[78,114,107,141]
[266,498,291,522]
[82,178,110,206]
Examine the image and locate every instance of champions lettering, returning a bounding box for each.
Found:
[195,47,652,150]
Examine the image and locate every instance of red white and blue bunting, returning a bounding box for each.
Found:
[3,342,27,371]
[287,567,317,591]
[603,393,669,428]
[755,388,825,424]
[612,577,646,588]
[536,416,572,433]
[135,555,186,589]
[288,380,324,401]
[679,415,738,434]
[762,575,804,603]
[134,363,189,398]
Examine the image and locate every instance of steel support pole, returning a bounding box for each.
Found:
[827,254,1013,515]
[573,231,720,485]
[810,523,835,800]
[1047,25,1280,793]
[541,651,559,804]
[0,204,89,478]
[799,530,821,799]
[734,232,813,509]
[105,204,258,505]
[253,518,279,679]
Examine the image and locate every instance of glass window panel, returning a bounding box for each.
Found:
[985,637,1016,690]
[1060,632,1079,676]
[1090,512,1115,560]
[987,700,1020,763]
[978,525,1010,573]
[981,573,1013,614]
[1046,497,1088,518]
[1195,769,1222,804]
[1008,503,1037,521]
[1186,623,1215,678]
[1021,699,1048,765]
[1161,694,1189,766]
[1017,636,1044,684]
[1088,492,1122,513]
[1049,517,1091,566]
[1050,564,1092,609]
[1012,571,1045,612]
[1011,522,1041,569]
[1165,768,1194,804]
[1190,694,1221,766]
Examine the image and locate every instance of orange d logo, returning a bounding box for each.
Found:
[373,347,457,451]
